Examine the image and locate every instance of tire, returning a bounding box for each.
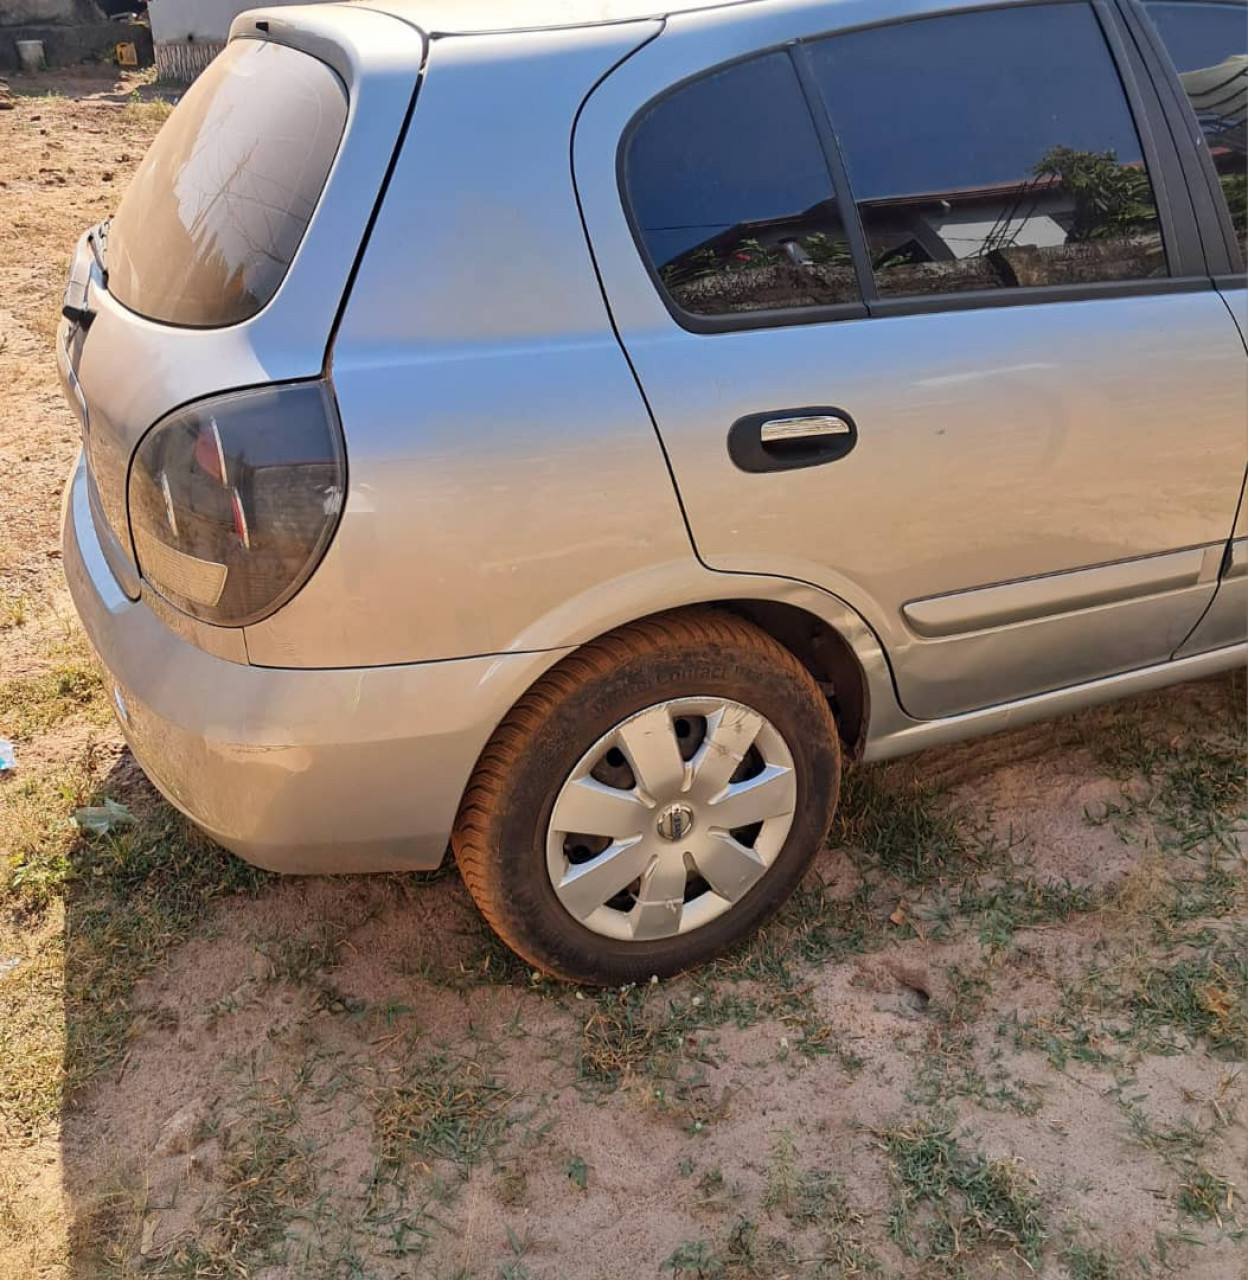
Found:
[452,608,842,985]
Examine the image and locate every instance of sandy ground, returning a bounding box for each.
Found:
[0,70,1245,1280]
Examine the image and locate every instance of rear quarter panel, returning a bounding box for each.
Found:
[244,19,704,668]
[68,4,424,580]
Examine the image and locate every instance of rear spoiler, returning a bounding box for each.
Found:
[228,3,427,85]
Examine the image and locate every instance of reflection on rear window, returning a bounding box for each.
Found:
[108,39,347,328]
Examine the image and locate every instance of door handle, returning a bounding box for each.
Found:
[728,406,858,473]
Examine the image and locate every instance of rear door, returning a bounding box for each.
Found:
[1132,0,1248,655]
[575,0,1247,721]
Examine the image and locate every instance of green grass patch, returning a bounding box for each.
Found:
[834,768,978,887]
[149,1092,316,1274]
[660,1216,788,1278]
[0,660,105,742]
[209,1094,315,1259]
[578,985,671,1089]
[256,922,345,987]
[775,877,884,968]
[763,1131,881,1273]
[576,978,786,1092]
[881,1120,1046,1272]
[661,1237,727,1276]
[1119,936,1248,1059]
[1079,681,1247,855]
[1005,928,1248,1073]
[371,1053,515,1176]
[1060,1238,1121,1280]
[1164,856,1244,925]
[910,1043,1045,1118]
[1115,1089,1209,1163]
[1176,1164,1238,1226]
[946,873,1103,950]
[1,764,93,906]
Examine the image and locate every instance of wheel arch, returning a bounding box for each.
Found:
[504,585,886,762]
[451,575,897,869]
[715,598,869,759]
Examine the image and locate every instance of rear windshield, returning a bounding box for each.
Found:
[108,39,348,328]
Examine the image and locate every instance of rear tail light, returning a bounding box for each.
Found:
[128,381,345,627]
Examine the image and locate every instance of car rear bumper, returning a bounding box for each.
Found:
[62,454,561,873]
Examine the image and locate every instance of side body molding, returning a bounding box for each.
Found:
[902,544,1223,638]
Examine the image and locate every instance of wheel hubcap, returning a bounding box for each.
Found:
[545,697,797,942]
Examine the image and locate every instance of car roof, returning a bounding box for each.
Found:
[357,0,770,36]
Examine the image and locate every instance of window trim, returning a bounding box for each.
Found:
[617,0,1213,334]
[866,274,1211,317]
[1089,0,1203,274]
[1120,0,1246,274]
[789,43,878,303]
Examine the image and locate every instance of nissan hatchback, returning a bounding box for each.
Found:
[60,0,1247,985]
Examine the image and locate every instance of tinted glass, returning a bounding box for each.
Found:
[109,40,347,327]
[1145,2,1247,262]
[625,52,858,317]
[811,5,1167,298]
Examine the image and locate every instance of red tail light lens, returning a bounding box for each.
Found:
[128,381,345,627]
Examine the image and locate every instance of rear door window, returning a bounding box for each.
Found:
[809,4,1168,299]
[624,51,859,319]
[1144,1,1247,261]
[108,38,347,328]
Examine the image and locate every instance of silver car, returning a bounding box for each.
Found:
[59,0,1246,984]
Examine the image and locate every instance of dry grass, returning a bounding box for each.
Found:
[0,909,66,1136]
[121,97,173,128]
[0,1146,69,1277]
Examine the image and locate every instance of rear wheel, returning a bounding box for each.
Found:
[452,609,841,985]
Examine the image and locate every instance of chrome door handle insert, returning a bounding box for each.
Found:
[760,414,853,444]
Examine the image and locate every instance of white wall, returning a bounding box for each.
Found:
[148,0,332,44]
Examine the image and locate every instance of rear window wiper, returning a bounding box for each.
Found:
[88,219,110,288]
[63,220,109,331]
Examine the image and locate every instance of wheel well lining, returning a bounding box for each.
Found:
[717,599,868,758]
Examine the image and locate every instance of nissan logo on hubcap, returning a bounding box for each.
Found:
[656,802,695,842]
